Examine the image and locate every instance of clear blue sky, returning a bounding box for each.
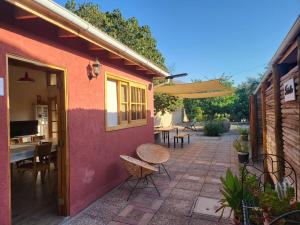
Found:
[56,0,300,84]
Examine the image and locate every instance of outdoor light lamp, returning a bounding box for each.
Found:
[92,57,101,77]
[88,57,102,80]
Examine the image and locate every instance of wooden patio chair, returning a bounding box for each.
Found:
[17,142,52,185]
[136,143,171,180]
[120,155,160,200]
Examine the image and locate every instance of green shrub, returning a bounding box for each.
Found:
[214,115,231,132]
[233,139,249,153]
[238,127,249,135]
[204,120,223,136]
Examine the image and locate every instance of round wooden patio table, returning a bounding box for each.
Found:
[136,143,171,180]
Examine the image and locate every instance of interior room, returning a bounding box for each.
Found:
[8,58,65,225]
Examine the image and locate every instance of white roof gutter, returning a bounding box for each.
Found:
[6,0,169,77]
[254,15,300,94]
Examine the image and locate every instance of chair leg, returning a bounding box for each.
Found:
[41,170,46,184]
[167,132,170,148]
[181,138,183,148]
[127,178,141,201]
[174,137,175,148]
[33,171,38,185]
[161,164,171,180]
[148,175,160,197]
[145,176,149,185]
[188,134,190,143]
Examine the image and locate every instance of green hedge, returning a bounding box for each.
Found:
[204,121,224,136]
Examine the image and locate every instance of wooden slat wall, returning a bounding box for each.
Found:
[256,91,263,152]
[265,75,284,182]
[265,76,277,157]
[280,66,300,196]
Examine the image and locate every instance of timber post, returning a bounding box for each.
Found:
[297,35,300,140]
[250,94,258,161]
[261,82,267,156]
[272,63,289,181]
[260,81,269,183]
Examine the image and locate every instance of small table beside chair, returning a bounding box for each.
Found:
[173,133,190,148]
[136,143,171,180]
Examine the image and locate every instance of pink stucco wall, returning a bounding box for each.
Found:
[0,19,155,224]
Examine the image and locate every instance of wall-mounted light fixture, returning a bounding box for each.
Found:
[18,72,35,83]
[87,57,102,80]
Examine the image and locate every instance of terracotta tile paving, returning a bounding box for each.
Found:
[62,131,239,225]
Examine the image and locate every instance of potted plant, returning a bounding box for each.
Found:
[258,183,295,225]
[216,169,244,224]
[239,128,249,141]
[233,139,249,164]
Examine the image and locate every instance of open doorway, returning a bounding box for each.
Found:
[7,55,68,225]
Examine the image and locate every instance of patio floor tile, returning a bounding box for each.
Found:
[169,188,198,201]
[159,198,194,216]
[148,212,189,225]
[63,129,240,225]
[63,213,105,225]
[175,180,203,191]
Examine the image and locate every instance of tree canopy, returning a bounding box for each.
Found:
[65,0,166,70]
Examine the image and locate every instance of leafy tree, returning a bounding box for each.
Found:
[231,76,261,121]
[65,0,182,115]
[65,0,166,70]
[154,93,183,115]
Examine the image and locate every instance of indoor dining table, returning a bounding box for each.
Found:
[10,139,58,163]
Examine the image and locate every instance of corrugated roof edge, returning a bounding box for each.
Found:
[6,0,169,77]
[254,15,300,94]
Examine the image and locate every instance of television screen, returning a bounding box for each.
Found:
[10,120,38,138]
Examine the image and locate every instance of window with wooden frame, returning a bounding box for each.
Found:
[105,73,147,131]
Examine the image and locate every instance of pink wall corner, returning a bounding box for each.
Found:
[0,52,10,225]
[0,23,156,220]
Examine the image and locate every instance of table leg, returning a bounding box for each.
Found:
[163,131,166,143]
[181,138,183,148]
[174,137,176,148]
[167,131,170,148]
[188,134,190,143]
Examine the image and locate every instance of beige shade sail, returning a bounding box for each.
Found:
[154,79,234,99]
[154,80,229,95]
[174,90,234,99]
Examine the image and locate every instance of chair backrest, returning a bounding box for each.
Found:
[31,135,45,143]
[35,142,52,164]
[120,155,157,178]
[136,143,170,164]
